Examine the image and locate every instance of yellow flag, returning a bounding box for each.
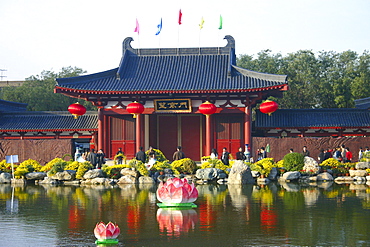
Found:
[199,17,205,29]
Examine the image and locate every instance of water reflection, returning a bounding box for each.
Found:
[0,181,370,246]
[156,208,197,238]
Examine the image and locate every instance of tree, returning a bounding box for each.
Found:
[0,66,96,111]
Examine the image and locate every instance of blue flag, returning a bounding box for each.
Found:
[155,18,162,35]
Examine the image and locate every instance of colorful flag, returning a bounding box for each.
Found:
[134,18,140,34]
[155,18,162,35]
[199,17,204,29]
[218,15,223,30]
[178,9,182,25]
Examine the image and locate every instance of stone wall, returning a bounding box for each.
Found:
[0,139,72,164]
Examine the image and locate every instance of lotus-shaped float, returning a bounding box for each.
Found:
[156,177,198,207]
[94,221,120,244]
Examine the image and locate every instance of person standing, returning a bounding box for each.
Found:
[236,147,246,161]
[96,149,105,169]
[173,146,185,161]
[221,147,230,166]
[258,147,267,161]
[135,146,146,163]
[116,148,124,164]
[359,147,364,161]
[210,148,218,159]
[318,149,325,164]
[345,148,353,163]
[86,149,98,168]
[302,146,310,157]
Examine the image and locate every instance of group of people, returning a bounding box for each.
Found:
[310,145,369,164]
[75,147,106,169]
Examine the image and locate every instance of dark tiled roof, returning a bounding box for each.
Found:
[255,108,370,128]
[56,36,287,94]
[0,111,98,132]
[355,97,370,109]
[0,99,28,113]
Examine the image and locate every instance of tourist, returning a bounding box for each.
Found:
[289,148,294,153]
[116,148,124,164]
[333,147,342,161]
[359,147,364,161]
[221,147,230,165]
[236,147,246,161]
[318,149,325,164]
[341,144,347,162]
[173,146,185,161]
[210,148,218,159]
[86,149,98,168]
[135,146,146,163]
[345,148,352,163]
[302,146,310,157]
[96,149,105,169]
[258,147,267,161]
[324,149,332,161]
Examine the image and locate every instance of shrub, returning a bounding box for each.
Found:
[320,158,341,169]
[13,159,41,178]
[171,158,197,174]
[41,158,65,172]
[201,159,230,174]
[48,160,67,177]
[76,162,94,179]
[0,160,17,173]
[145,148,167,162]
[250,158,275,176]
[151,160,177,174]
[114,153,126,165]
[128,159,149,176]
[283,152,304,172]
[64,161,80,171]
[102,164,131,179]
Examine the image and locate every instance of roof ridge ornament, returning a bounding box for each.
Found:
[224,35,235,49]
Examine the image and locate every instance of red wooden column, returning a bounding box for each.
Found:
[205,114,212,157]
[136,114,142,152]
[244,105,252,156]
[97,107,104,150]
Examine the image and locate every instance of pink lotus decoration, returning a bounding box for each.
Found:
[156,177,198,204]
[94,221,120,241]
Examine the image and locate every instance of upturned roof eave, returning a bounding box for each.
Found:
[54,84,289,96]
[2,128,98,132]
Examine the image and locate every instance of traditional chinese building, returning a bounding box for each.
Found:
[55,35,288,161]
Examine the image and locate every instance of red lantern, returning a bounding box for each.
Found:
[68,102,86,119]
[260,100,278,116]
[199,101,217,116]
[126,101,144,118]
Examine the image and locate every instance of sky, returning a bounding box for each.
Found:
[0,0,369,81]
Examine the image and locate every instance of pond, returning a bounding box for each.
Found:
[1,181,370,246]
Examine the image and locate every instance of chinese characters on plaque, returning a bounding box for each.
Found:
[154,99,192,113]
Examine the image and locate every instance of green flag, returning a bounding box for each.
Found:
[218,15,223,30]
[266,144,270,152]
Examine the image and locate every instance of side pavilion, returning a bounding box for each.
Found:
[55,35,288,161]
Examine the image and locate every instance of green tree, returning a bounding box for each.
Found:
[1,66,96,111]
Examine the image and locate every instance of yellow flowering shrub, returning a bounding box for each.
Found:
[171,158,197,174]
[250,158,276,176]
[76,162,94,179]
[114,153,126,165]
[320,158,341,168]
[41,158,65,172]
[64,161,80,171]
[102,164,131,178]
[201,158,230,174]
[0,160,17,173]
[128,159,149,176]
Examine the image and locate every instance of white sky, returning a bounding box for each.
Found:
[0,0,369,81]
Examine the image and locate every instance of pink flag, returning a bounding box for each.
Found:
[134,18,140,34]
[178,9,182,25]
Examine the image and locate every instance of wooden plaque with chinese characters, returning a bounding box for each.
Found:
[154,99,192,113]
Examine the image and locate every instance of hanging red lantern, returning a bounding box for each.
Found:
[126,101,144,118]
[68,102,86,119]
[260,100,278,116]
[199,101,217,116]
